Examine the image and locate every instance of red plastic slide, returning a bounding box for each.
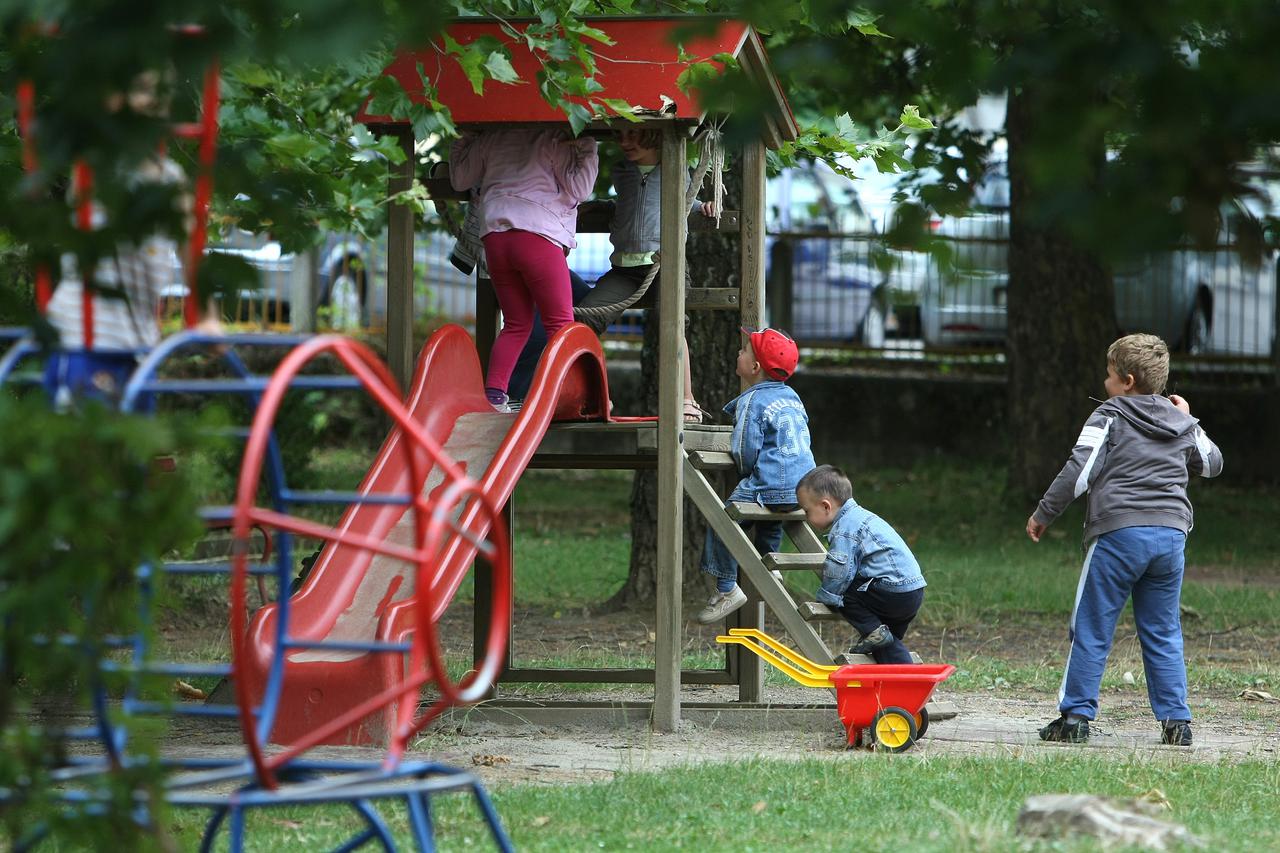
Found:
[237,323,611,746]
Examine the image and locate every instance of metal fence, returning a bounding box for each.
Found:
[766,217,1280,375]
[202,219,1278,376]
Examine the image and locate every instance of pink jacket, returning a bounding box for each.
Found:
[449,128,598,250]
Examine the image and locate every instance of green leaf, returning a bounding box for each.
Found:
[676,61,722,96]
[834,113,859,140]
[560,100,594,137]
[484,51,522,86]
[366,75,413,119]
[264,132,329,161]
[847,10,891,38]
[571,23,614,46]
[547,38,575,62]
[873,149,915,173]
[898,104,935,131]
[454,47,487,96]
[599,98,641,122]
[230,63,276,88]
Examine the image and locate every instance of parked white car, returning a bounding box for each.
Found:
[921,186,1278,356]
[765,162,887,344]
[191,225,475,330]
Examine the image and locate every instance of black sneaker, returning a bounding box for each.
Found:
[1161,720,1192,746]
[848,624,894,655]
[1039,715,1090,743]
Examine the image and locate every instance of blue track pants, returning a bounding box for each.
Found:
[1059,526,1191,722]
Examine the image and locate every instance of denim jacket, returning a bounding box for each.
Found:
[816,499,926,606]
[725,381,815,505]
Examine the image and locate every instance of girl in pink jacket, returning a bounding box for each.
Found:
[449,127,599,410]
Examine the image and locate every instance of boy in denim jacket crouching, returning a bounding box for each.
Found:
[695,328,815,624]
[796,465,926,664]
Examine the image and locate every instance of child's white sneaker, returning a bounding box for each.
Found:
[695,585,747,624]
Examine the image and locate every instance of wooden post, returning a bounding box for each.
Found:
[290,245,318,333]
[386,128,416,393]
[740,139,767,346]
[732,137,769,700]
[473,499,514,699]
[766,239,794,336]
[654,125,688,731]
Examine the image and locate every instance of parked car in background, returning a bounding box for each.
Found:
[765,162,887,344]
[193,224,474,330]
[921,169,1277,357]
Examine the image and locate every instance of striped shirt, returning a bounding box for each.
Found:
[46,157,185,351]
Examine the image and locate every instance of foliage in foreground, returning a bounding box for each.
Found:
[0,397,207,850]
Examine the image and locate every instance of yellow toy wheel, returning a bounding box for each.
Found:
[872,706,918,753]
[914,706,930,739]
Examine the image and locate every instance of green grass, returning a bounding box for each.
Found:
[154,458,1280,688]
[161,755,1280,851]
[508,469,634,606]
[195,445,1280,631]
[504,461,1280,631]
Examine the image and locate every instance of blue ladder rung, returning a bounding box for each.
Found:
[201,426,253,439]
[63,726,103,740]
[125,701,245,718]
[99,662,232,678]
[138,376,363,394]
[161,561,277,576]
[37,633,133,649]
[282,639,412,653]
[281,489,412,506]
[199,506,235,523]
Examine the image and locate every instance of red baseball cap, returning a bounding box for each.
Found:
[743,327,799,380]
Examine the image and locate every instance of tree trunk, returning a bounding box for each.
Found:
[606,156,743,610]
[1005,85,1117,503]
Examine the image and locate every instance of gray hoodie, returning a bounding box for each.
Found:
[607,160,698,256]
[1033,395,1224,541]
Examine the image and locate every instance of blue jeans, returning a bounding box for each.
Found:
[700,501,796,588]
[43,351,139,409]
[1059,526,1190,722]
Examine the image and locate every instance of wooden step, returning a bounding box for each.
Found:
[834,651,927,666]
[833,652,877,665]
[764,552,825,571]
[798,601,839,621]
[688,450,736,470]
[728,502,806,523]
[683,454,832,667]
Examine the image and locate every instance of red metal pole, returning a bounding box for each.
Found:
[17,80,53,312]
[73,161,95,349]
[185,61,220,329]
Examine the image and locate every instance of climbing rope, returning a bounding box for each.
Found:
[572,122,724,324]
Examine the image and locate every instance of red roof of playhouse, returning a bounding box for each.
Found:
[357,18,797,148]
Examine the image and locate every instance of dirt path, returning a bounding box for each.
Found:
[143,598,1280,789]
[135,686,1280,793]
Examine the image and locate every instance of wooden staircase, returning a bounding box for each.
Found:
[685,449,872,700]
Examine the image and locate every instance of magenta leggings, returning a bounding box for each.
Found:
[481,230,574,393]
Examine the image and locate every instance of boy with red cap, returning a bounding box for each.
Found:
[695,327,816,624]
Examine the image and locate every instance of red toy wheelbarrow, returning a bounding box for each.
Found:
[717,628,955,752]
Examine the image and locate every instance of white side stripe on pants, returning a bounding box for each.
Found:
[1058,538,1099,708]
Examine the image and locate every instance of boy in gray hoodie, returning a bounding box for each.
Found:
[1027,334,1223,746]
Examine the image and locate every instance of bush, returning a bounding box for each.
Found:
[0,396,207,849]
